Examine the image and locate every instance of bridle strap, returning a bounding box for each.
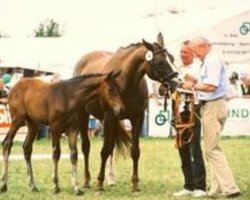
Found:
[153,48,167,55]
[155,48,182,79]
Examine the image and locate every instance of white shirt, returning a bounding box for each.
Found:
[198,51,228,101]
[180,62,200,105]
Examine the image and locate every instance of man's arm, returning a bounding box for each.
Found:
[182,81,217,92]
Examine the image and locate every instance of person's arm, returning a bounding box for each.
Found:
[193,82,216,92]
[182,81,216,92]
[184,74,197,84]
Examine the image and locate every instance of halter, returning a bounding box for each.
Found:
[146,48,178,85]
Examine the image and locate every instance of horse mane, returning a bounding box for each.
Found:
[118,42,162,53]
[119,42,143,50]
[63,73,106,84]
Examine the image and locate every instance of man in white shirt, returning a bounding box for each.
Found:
[182,36,240,198]
[173,40,206,198]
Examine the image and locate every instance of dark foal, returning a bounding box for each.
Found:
[0,71,126,195]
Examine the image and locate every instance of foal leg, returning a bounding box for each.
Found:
[23,121,39,192]
[68,131,84,195]
[51,133,61,193]
[1,120,23,192]
[80,116,91,188]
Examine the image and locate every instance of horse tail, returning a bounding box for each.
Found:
[104,113,132,157]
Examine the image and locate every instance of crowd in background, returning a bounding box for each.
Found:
[226,71,250,99]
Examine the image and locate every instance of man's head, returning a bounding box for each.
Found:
[241,76,250,86]
[189,37,211,61]
[180,40,194,66]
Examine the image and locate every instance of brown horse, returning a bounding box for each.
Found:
[0,71,127,195]
[73,33,177,191]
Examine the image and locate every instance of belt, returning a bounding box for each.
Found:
[200,97,224,106]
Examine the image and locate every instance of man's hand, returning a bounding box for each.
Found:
[182,81,194,90]
[184,74,197,84]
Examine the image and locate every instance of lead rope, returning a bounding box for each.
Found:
[165,54,202,122]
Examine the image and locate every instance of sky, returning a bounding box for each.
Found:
[0,0,250,76]
[1,0,250,41]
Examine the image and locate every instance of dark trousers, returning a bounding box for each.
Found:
[178,104,206,191]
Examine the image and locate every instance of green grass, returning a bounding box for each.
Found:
[0,136,249,200]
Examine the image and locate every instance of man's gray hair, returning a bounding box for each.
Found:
[191,36,211,46]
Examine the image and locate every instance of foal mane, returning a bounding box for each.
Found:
[63,73,106,84]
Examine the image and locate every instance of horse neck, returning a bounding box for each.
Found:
[68,76,103,104]
[117,46,147,92]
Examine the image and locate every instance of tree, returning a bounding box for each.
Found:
[0,30,10,38]
[34,19,62,37]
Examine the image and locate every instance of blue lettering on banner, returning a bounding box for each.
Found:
[227,108,249,119]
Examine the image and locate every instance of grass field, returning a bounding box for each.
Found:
[0,136,249,200]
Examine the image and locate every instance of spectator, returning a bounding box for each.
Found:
[182,36,241,198]
[226,72,241,99]
[173,40,206,198]
[0,79,9,104]
[240,75,250,96]
[2,68,13,86]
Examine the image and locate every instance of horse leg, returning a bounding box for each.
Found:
[1,120,23,192]
[51,132,61,193]
[106,153,115,186]
[23,120,39,192]
[130,116,144,192]
[68,131,84,195]
[96,116,115,191]
[80,116,91,188]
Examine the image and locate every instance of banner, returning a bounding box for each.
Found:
[0,105,27,141]
[147,98,173,137]
[223,98,250,136]
[147,98,250,137]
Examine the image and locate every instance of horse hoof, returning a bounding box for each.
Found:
[95,187,104,192]
[107,179,116,186]
[75,188,84,196]
[52,187,60,194]
[31,186,39,192]
[83,183,91,188]
[107,182,115,187]
[0,184,7,193]
[132,188,141,193]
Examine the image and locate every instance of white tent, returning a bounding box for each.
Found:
[167,9,250,69]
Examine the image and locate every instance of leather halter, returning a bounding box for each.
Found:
[147,48,177,84]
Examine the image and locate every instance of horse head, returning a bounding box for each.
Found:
[100,70,125,118]
[143,33,180,91]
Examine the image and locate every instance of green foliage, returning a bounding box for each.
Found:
[0,30,10,38]
[34,19,62,37]
[0,137,249,200]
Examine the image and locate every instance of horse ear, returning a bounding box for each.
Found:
[107,70,114,79]
[157,32,165,47]
[112,69,122,78]
[142,39,154,51]
[107,70,121,79]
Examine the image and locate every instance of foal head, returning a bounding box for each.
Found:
[99,70,125,118]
